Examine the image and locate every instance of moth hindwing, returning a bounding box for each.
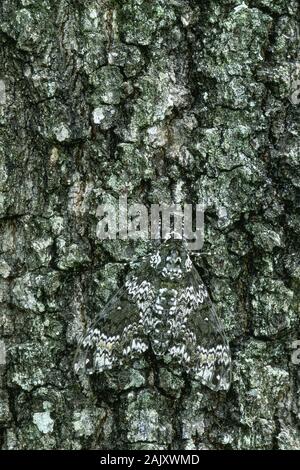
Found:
[75,239,231,391]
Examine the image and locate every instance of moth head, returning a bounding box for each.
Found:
[150,238,192,280]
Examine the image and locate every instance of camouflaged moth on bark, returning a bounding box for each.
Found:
[75,238,231,391]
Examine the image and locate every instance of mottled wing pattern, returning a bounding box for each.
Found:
[156,266,231,391]
[186,266,231,391]
[74,277,150,374]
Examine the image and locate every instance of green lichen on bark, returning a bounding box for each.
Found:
[0,0,299,450]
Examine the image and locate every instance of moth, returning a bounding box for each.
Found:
[75,237,231,391]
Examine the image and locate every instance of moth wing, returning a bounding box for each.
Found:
[74,278,149,375]
[188,266,231,390]
[168,265,231,391]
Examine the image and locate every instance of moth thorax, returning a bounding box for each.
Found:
[161,248,192,279]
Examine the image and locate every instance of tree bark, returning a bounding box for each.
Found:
[0,0,299,450]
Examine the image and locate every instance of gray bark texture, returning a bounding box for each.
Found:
[0,0,299,450]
